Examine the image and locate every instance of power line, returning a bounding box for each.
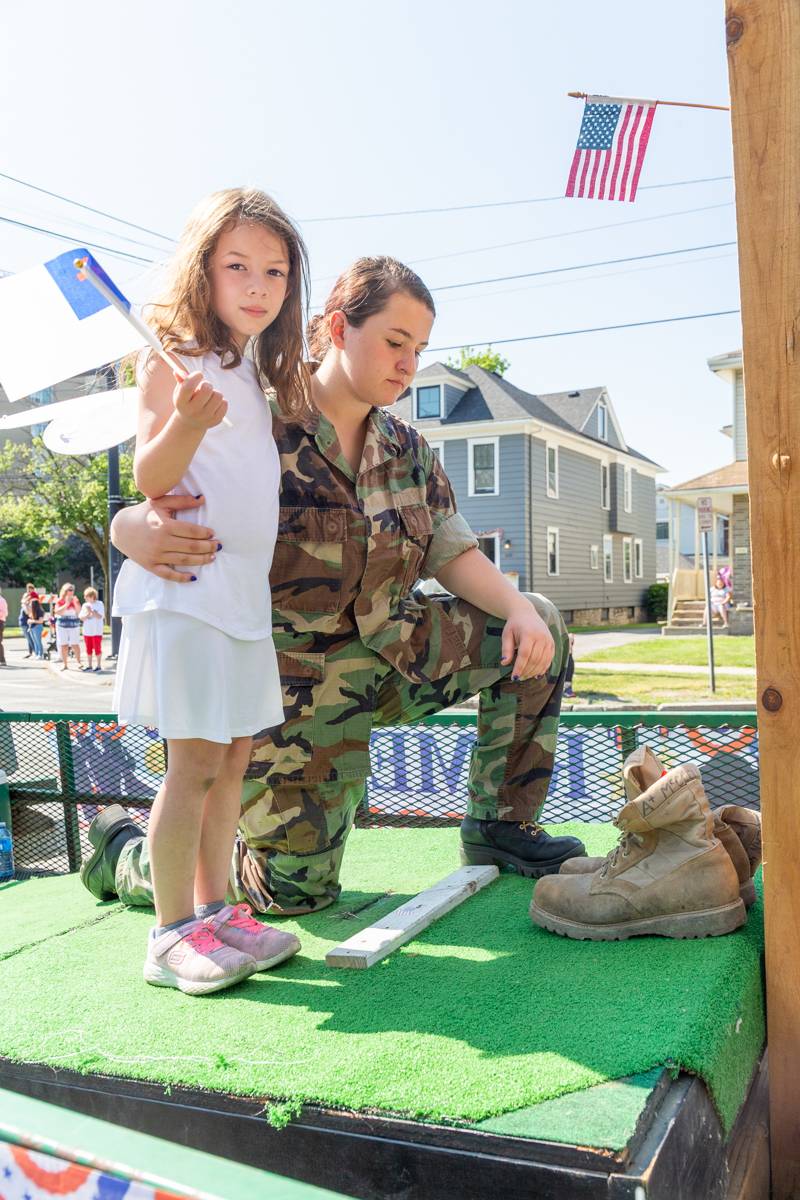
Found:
[408,202,735,267]
[425,309,741,354]
[0,170,177,243]
[0,202,173,257]
[430,241,737,292]
[299,174,733,222]
[0,214,155,265]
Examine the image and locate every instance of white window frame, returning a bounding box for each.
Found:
[600,460,610,510]
[623,465,632,513]
[414,384,441,420]
[634,537,643,579]
[603,534,613,582]
[547,527,560,576]
[590,544,599,570]
[468,436,500,497]
[546,442,559,499]
[597,402,608,441]
[477,531,501,565]
[623,536,633,583]
[427,440,444,463]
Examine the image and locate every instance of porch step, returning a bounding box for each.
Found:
[662,625,730,637]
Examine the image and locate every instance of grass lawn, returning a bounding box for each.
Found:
[586,636,755,669]
[571,668,756,707]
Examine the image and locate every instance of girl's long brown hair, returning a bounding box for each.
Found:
[147,188,310,416]
[307,256,435,361]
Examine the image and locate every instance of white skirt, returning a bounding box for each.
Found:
[56,624,81,648]
[113,610,284,743]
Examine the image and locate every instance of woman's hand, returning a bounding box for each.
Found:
[110,495,219,583]
[500,602,555,681]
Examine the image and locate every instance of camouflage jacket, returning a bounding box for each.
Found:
[269,402,478,684]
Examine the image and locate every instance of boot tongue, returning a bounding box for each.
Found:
[617,764,707,833]
[622,746,666,800]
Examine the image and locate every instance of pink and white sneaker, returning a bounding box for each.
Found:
[205,903,301,971]
[144,919,255,995]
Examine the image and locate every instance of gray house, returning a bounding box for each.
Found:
[394,363,661,624]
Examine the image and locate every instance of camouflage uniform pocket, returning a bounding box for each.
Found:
[245,650,325,785]
[398,503,434,593]
[270,507,348,613]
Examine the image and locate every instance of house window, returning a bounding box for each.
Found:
[623,465,632,513]
[546,444,559,498]
[717,515,730,556]
[547,528,560,576]
[598,402,608,441]
[415,384,441,420]
[590,544,599,570]
[468,437,499,496]
[634,538,643,578]
[427,441,444,462]
[603,534,613,582]
[623,537,633,583]
[477,533,499,565]
[600,461,610,509]
[656,520,669,540]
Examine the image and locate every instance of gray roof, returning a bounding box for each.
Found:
[394,363,660,467]
[413,362,474,386]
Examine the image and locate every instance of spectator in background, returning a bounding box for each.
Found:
[19,589,35,658]
[27,592,45,659]
[79,587,105,673]
[563,631,576,698]
[0,587,7,667]
[54,583,82,671]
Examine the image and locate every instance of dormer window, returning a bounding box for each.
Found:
[597,401,608,441]
[415,384,441,420]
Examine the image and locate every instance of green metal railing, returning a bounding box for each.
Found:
[0,709,759,876]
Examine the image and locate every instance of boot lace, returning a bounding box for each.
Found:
[518,820,544,838]
[599,831,645,877]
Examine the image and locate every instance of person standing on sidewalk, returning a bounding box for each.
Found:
[54,583,82,671]
[79,587,105,672]
[27,592,45,659]
[0,587,7,667]
[18,587,35,658]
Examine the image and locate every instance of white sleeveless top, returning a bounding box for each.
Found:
[113,350,279,641]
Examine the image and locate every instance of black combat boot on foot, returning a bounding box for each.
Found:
[460,816,586,878]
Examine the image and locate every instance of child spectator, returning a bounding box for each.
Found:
[80,587,105,672]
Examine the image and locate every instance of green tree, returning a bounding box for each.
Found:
[0,438,140,595]
[446,345,511,376]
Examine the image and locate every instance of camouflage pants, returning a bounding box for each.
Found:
[115,592,568,915]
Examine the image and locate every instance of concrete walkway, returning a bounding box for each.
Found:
[577,660,755,678]
[0,633,115,714]
[572,630,663,659]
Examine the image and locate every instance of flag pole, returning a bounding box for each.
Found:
[568,91,730,111]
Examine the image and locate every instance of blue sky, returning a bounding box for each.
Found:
[2,1,739,482]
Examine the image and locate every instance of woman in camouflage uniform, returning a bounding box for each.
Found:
[83,258,585,916]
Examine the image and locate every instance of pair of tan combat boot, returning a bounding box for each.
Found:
[530,746,762,941]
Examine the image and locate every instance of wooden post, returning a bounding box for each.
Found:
[726,3,800,1194]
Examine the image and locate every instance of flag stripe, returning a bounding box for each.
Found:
[597,144,614,199]
[618,104,645,201]
[628,104,657,200]
[621,106,650,201]
[587,148,603,198]
[565,148,583,197]
[607,103,634,201]
[578,149,592,197]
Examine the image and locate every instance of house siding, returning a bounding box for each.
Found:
[529,438,655,612]
[583,400,625,451]
[734,370,747,462]
[441,435,529,584]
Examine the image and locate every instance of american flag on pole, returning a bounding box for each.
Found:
[565,95,657,202]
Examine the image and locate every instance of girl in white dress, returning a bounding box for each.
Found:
[113,188,308,995]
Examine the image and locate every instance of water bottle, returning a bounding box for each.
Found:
[0,822,14,882]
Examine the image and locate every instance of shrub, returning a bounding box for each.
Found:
[647,582,669,622]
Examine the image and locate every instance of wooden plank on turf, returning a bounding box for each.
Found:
[726,4,800,1196]
[325,865,499,969]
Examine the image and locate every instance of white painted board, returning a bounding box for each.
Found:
[325,864,499,970]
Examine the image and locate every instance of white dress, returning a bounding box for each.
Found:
[112,350,284,743]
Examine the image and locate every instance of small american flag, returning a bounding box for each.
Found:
[566,95,657,202]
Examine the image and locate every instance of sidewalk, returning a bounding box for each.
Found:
[0,633,116,715]
[577,660,756,678]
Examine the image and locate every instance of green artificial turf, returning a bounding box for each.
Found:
[0,826,764,1142]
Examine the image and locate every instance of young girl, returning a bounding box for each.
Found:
[79,587,105,672]
[112,188,306,995]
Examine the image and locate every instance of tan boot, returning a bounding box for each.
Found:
[560,748,760,909]
[530,763,746,940]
